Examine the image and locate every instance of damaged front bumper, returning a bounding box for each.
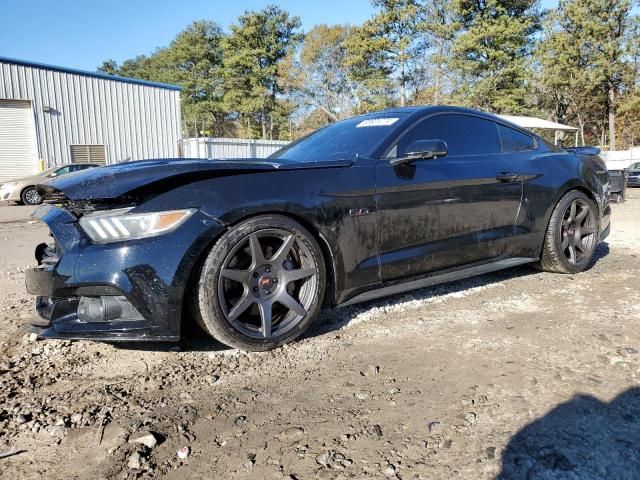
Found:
[25,204,224,342]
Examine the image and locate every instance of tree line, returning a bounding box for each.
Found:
[98,0,640,150]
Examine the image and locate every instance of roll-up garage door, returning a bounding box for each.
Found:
[0,100,39,182]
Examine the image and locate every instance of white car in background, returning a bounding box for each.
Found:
[0,163,100,205]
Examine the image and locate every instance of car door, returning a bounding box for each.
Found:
[376,113,523,281]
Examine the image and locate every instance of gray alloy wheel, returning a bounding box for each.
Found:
[537,190,598,274]
[559,198,597,266]
[193,215,325,351]
[21,187,42,205]
[218,228,319,339]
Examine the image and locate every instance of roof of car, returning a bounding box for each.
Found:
[340,106,528,128]
[367,105,507,120]
[394,107,529,132]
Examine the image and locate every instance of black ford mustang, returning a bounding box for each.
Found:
[26,106,611,351]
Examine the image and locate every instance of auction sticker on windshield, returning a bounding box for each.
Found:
[356,118,399,128]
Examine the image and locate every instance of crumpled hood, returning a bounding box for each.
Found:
[37,157,352,201]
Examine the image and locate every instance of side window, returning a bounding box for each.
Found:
[498,124,535,152]
[54,166,71,176]
[396,114,501,157]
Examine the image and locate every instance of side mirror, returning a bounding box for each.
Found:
[48,172,57,178]
[391,139,448,166]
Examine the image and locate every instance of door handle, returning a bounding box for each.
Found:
[496,171,519,182]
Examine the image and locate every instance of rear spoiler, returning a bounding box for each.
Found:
[565,146,601,156]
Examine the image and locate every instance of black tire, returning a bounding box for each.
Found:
[21,187,42,205]
[192,215,326,351]
[536,190,598,274]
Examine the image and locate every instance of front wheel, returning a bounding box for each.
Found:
[193,215,326,351]
[21,187,42,205]
[536,190,598,273]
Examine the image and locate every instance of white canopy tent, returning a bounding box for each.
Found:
[497,115,579,146]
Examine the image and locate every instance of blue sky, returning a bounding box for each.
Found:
[2,0,558,71]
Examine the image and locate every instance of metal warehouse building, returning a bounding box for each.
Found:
[0,56,181,181]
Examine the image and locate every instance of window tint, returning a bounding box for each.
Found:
[396,114,501,157]
[54,166,71,175]
[498,124,535,152]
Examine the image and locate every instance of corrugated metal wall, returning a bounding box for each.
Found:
[0,60,181,167]
[181,137,289,159]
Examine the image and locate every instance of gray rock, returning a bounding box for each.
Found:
[128,451,142,469]
[101,424,128,450]
[49,425,65,438]
[486,446,496,459]
[316,452,330,466]
[464,412,477,426]
[383,464,396,476]
[129,431,159,449]
[427,421,442,434]
[361,365,380,376]
[276,427,304,440]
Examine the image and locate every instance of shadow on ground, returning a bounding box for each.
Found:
[116,242,610,353]
[498,387,640,479]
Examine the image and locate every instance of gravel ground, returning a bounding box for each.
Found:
[0,191,639,480]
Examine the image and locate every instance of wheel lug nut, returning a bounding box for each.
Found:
[272,278,278,284]
[253,287,258,292]
[265,290,271,295]
[253,272,259,278]
[265,267,271,273]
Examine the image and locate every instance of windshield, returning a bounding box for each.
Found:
[270,113,410,162]
[41,166,59,175]
[630,162,640,170]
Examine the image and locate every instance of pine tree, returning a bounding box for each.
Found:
[221,5,303,139]
[98,21,229,137]
[449,0,541,113]
[536,0,633,148]
[345,0,424,107]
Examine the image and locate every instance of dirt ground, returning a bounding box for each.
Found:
[1,191,639,480]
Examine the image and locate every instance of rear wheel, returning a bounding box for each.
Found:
[21,187,42,205]
[537,190,598,273]
[193,215,325,351]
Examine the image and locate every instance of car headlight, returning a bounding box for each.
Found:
[0,182,17,192]
[78,208,196,243]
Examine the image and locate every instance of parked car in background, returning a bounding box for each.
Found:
[627,162,640,187]
[0,163,100,205]
[25,106,610,351]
